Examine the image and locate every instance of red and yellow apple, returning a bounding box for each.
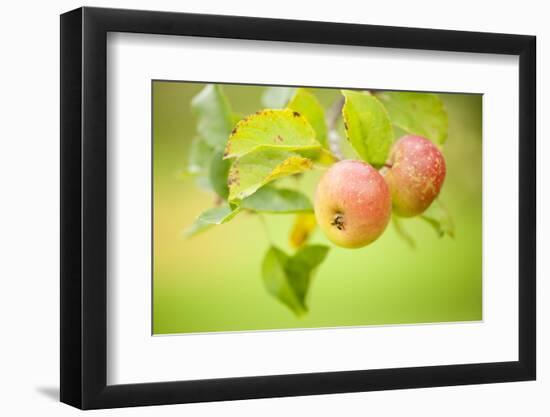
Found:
[314,160,391,248]
[384,135,446,217]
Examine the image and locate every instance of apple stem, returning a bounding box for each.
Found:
[331,213,345,231]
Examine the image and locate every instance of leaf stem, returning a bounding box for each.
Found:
[392,214,416,249]
[258,214,274,244]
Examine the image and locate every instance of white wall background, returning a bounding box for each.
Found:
[0,0,545,415]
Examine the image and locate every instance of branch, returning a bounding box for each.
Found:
[325,97,345,160]
[327,96,344,130]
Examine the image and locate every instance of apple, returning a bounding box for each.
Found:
[314,160,391,248]
[384,135,446,217]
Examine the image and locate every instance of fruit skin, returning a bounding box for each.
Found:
[314,160,391,249]
[384,135,446,217]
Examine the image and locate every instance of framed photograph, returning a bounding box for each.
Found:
[60,6,536,409]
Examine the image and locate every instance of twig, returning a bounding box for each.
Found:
[326,96,344,130]
[325,97,345,160]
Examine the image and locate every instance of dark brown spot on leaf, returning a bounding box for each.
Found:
[223,144,231,157]
[344,122,348,130]
[231,127,237,135]
[292,111,301,117]
[227,171,240,187]
[275,135,284,143]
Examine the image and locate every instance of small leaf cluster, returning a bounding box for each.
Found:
[181,84,453,316]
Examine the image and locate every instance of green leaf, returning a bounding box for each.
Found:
[287,88,328,148]
[375,91,448,145]
[341,90,394,167]
[300,148,338,166]
[227,149,313,202]
[262,248,299,314]
[182,204,241,239]
[187,136,213,174]
[209,150,231,199]
[392,215,416,249]
[181,218,213,239]
[261,86,296,108]
[241,186,313,213]
[420,200,455,238]
[187,136,215,190]
[224,109,321,159]
[197,204,241,224]
[262,245,329,316]
[191,84,234,150]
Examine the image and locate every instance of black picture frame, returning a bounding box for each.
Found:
[60,6,536,410]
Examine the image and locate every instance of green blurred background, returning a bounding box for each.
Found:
[152,81,482,335]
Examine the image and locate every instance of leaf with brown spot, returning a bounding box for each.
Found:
[341,90,394,168]
[287,88,329,148]
[227,149,314,202]
[224,109,321,159]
